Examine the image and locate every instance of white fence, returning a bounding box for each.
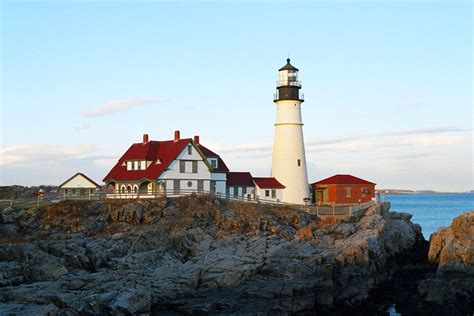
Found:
[1,189,374,219]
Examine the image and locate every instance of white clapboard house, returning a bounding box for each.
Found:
[59,172,101,199]
[103,131,229,198]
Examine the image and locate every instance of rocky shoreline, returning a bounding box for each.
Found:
[0,196,471,315]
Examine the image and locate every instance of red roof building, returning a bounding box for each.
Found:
[103,132,229,197]
[311,174,375,204]
[253,177,285,202]
[226,172,255,199]
[253,177,285,189]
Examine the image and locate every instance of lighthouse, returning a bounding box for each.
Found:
[271,58,310,204]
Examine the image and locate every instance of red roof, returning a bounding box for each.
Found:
[103,139,190,182]
[103,137,229,182]
[253,177,285,189]
[312,174,375,185]
[227,172,254,186]
[198,144,229,173]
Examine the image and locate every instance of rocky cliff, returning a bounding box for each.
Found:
[0,196,426,315]
[417,210,473,315]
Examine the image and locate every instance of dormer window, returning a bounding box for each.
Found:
[210,159,218,168]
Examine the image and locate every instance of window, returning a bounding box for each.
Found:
[297,159,301,166]
[242,187,247,195]
[65,189,68,195]
[265,190,270,197]
[72,189,76,195]
[131,161,135,170]
[188,145,192,155]
[197,180,204,192]
[187,181,193,188]
[234,187,238,197]
[180,161,185,173]
[345,188,351,198]
[210,180,216,193]
[271,189,276,198]
[192,161,198,173]
[211,159,217,168]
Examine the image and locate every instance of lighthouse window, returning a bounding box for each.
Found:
[297,159,301,166]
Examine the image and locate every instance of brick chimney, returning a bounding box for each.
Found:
[174,130,180,141]
[193,135,200,144]
[143,134,149,144]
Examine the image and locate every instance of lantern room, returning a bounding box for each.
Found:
[277,58,301,87]
[274,58,304,102]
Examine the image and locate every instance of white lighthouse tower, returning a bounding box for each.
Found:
[271,58,310,204]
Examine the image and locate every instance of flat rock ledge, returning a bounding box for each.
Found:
[0,196,426,315]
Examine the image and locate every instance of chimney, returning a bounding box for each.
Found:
[143,134,149,144]
[174,130,180,141]
[193,135,200,144]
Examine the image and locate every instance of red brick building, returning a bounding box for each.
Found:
[311,174,375,204]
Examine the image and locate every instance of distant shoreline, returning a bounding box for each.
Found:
[377,190,473,195]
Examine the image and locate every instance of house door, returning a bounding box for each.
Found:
[317,191,324,203]
[173,180,180,195]
[197,180,204,193]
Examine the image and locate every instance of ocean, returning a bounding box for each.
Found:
[384,193,474,239]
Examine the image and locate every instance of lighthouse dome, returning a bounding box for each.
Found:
[279,58,299,71]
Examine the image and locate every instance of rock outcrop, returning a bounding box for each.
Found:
[0,196,426,315]
[418,210,473,315]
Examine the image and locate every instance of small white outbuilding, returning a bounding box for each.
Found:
[59,172,101,199]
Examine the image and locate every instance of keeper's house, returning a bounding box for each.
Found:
[311,174,375,204]
[103,131,229,198]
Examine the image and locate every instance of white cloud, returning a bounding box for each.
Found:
[210,126,472,155]
[83,98,162,117]
[0,144,97,165]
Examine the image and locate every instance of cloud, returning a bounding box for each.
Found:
[210,126,472,155]
[0,144,97,165]
[83,98,162,117]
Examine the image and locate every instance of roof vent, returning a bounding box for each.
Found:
[174,130,180,141]
[143,134,149,144]
[193,135,200,144]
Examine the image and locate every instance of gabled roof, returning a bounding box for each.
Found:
[103,139,192,182]
[60,172,101,188]
[103,137,229,182]
[253,177,285,189]
[198,144,229,173]
[227,172,254,186]
[312,174,375,185]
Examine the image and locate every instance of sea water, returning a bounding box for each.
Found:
[385,193,474,239]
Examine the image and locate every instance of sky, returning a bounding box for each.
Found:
[0,1,472,192]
